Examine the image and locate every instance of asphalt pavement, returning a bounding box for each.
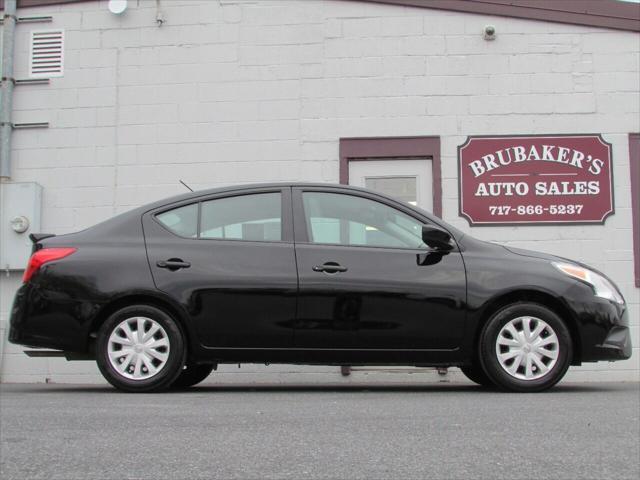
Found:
[1,381,639,480]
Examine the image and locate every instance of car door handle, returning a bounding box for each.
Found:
[157,259,191,270]
[313,262,348,274]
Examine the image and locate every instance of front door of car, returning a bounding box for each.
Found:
[143,188,297,349]
[292,187,466,351]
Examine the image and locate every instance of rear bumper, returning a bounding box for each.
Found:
[8,283,95,352]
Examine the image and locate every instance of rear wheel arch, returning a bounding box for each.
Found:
[90,294,194,355]
[471,290,582,365]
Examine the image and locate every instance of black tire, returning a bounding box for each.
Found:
[479,302,572,393]
[171,363,215,389]
[460,364,494,387]
[96,305,186,393]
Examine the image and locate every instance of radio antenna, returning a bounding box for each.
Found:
[179,180,194,192]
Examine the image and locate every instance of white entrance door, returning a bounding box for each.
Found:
[348,158,433,212]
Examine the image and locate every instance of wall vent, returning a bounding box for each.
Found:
[29,29,64,78]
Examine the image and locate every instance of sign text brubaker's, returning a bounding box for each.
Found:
[458,135,614,225]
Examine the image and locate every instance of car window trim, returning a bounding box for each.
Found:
[150,187,294,244]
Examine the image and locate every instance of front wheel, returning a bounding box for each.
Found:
[479,302,572,393]
[96,305,186,393]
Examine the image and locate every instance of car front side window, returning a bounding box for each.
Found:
[302,192,426,249]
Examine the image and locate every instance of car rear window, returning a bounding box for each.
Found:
[200,193,281,242]
[156,203,198,238]
[155,193,282,241]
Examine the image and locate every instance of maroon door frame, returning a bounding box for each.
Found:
[630,133,640,288]
[339,136,442,218]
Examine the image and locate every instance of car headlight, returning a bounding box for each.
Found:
[553,262,625,304]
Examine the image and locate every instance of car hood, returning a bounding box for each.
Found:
[503,245,596,272]
[503,245,565,262]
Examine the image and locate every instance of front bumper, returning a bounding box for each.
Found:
[571,294,633,363]
[594,326,633,361]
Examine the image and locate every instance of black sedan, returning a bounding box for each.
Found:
[9,183,631,392]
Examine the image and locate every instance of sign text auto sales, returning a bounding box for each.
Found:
[458,135,614,224]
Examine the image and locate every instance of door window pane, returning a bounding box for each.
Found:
[303,192,425,249]
[200,193,281,241]
[156,203,198,238]
[365,176,417,205]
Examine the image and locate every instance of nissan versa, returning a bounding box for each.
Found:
[9,183,631,392]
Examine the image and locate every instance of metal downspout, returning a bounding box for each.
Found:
[1,0,17,180]
[0,0,16,381]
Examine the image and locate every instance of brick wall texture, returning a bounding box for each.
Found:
[0,0,638,383]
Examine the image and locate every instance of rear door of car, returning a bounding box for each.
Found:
[142,187,297,349]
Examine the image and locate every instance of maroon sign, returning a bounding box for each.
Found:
[458,135,614,225]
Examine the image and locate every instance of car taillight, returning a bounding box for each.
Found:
[23,247,77,283]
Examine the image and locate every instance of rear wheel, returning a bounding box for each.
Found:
[479,302,572,393]
[460,364,494,387]
[96,305,186,393]
[171,363,215,389]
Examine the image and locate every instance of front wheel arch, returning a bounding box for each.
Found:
[470,290,582,366]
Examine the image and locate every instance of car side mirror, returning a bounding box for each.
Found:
[421,225,453,251]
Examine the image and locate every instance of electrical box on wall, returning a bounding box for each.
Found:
[1,182,43,270]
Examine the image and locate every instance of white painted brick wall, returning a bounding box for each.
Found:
[1,0,638,384]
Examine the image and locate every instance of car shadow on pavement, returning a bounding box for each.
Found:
[163,382,630,394]
[1,382,629,394]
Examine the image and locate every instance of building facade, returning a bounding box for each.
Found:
[0,0,638,383]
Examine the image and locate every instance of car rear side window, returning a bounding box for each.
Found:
[156,203,198,238]
[302,192,425,249]
[200,193,281,242]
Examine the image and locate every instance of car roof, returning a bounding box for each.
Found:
[143,182,377,210]
[144,181,462,237]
